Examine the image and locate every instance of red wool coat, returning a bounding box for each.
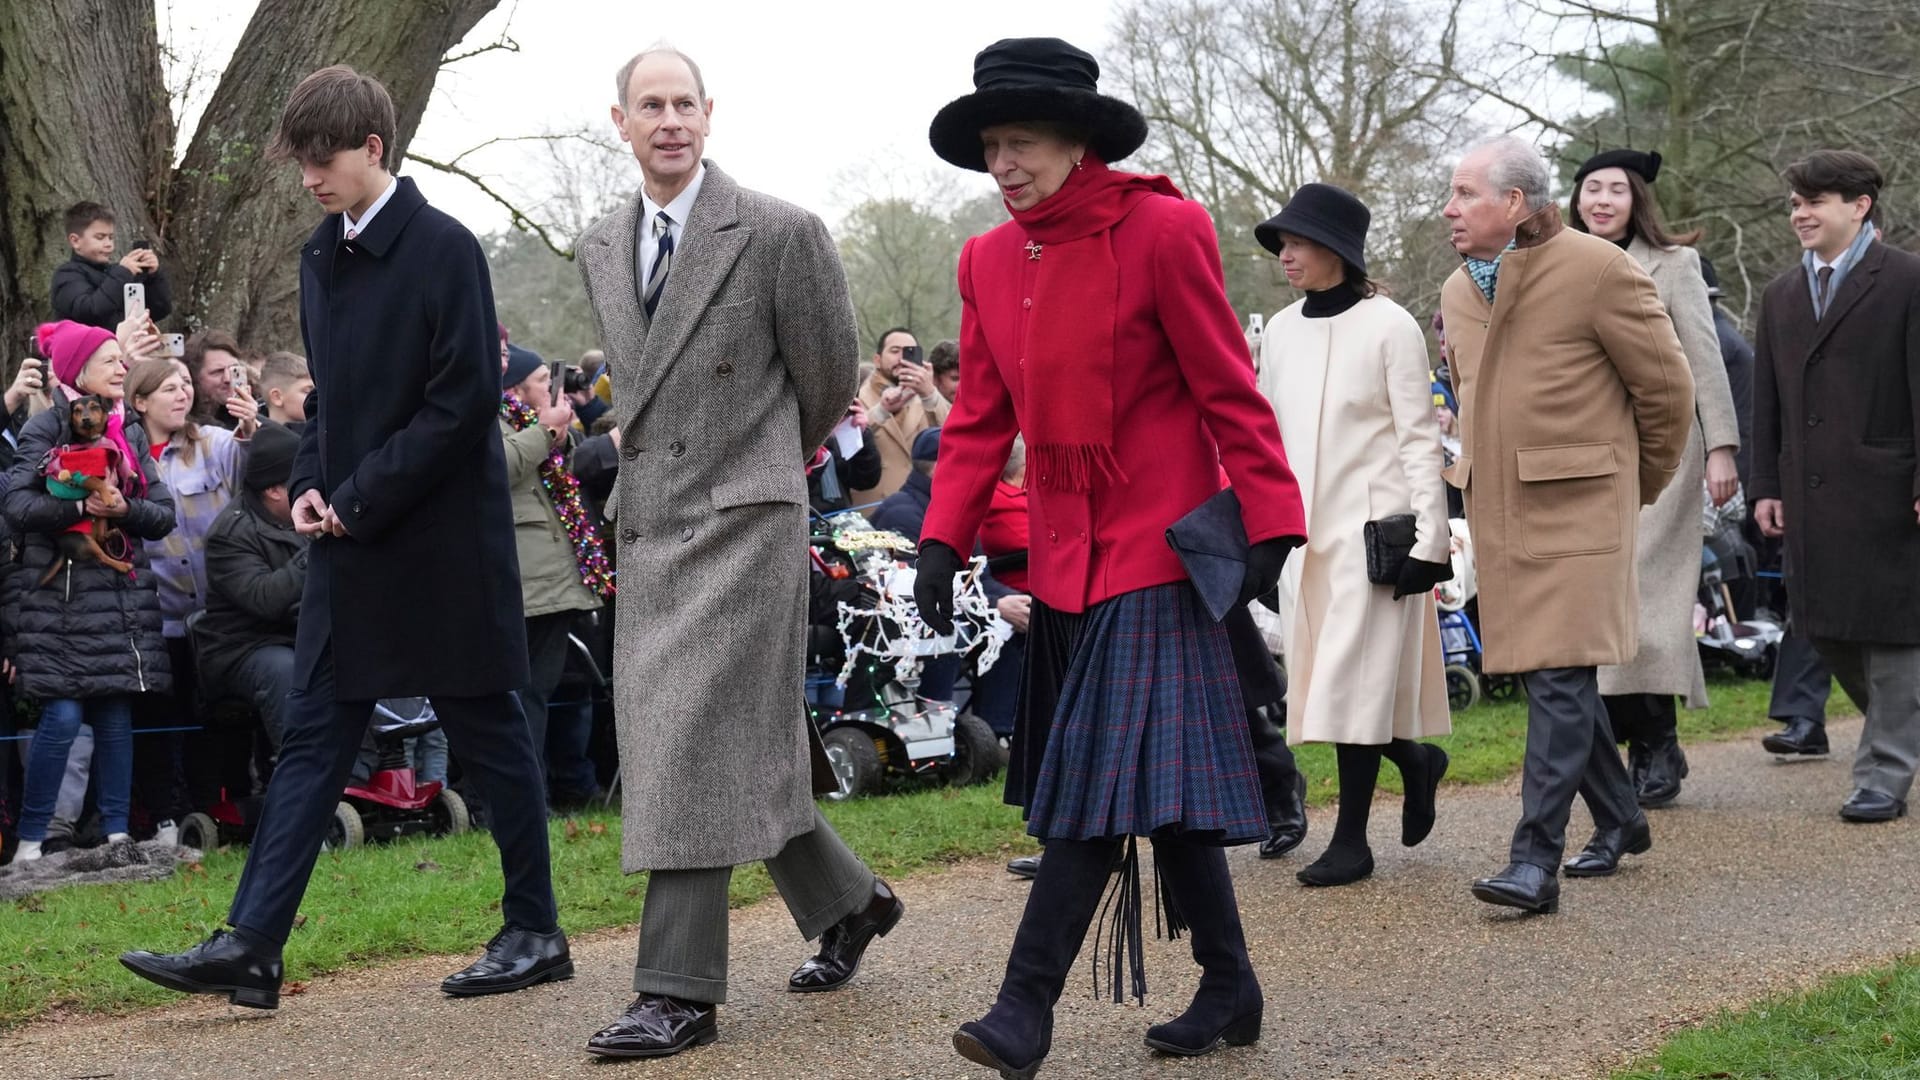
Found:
[922,194,1305,613]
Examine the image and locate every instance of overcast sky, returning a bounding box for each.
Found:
[160,0,1116,236]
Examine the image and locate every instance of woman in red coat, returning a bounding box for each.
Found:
[915,37,1306,1078]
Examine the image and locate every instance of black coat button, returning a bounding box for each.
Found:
[1808,474,1823,488]
[1806,415,1820,427]
[621,528,639,544]
[621,443,640,460]
[351,499,366,515]
[669,441,687,457]
[716,362,734,376]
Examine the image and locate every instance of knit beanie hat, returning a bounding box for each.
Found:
[244,421,302,491]
[503,344,544,391]
[37,320,116,389]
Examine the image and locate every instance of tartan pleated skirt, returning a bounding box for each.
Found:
[1009,581,1267,845]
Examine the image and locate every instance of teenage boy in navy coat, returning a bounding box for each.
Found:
[121,65,569,1009]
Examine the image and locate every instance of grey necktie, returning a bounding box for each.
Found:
[1815,265,1835,317]
[644,211,674,319]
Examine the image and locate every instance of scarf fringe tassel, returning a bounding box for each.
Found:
[1030,442,1127,494]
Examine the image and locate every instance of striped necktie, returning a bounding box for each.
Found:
[645,211,674,318]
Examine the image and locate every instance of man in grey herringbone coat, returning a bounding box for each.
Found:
[574,47,903,1060]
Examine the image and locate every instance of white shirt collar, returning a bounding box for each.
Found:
[342,176,399,238]
[641,165,705,231]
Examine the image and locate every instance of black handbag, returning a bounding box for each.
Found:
[1363,514,1418,585]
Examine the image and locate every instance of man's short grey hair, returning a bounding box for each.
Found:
[1002,436,1027,483]
[614,44,707,108]
[1470,134,1553,212]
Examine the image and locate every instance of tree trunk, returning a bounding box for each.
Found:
[0,0,499,364]
[0,0,171,362]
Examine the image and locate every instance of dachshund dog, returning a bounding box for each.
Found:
[38,395,135,586]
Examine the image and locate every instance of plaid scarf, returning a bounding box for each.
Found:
[1462,240,1517,304]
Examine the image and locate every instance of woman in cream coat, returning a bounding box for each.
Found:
[1256,184,1454,888]
[1569,149,1740,818]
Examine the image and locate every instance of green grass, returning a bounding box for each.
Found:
[0,672,1804,1030]
[1613,957,1920,1079]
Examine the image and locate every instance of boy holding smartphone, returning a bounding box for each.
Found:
[51,202,173,329]
[854,326,950,505]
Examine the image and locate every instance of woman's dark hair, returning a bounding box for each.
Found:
[1784,150,1884,224]
[1569,169,1703,248]
[1344,265,1382,300]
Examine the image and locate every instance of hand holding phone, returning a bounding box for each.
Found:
[123,283,146,324]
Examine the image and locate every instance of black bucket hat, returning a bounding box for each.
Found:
[928,38,1148,172]
[1254,183,1371,276]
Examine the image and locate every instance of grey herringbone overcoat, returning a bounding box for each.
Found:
[579,162,857,871]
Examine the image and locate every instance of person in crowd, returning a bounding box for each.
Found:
[499,343,610,801]
[1440,135,1693,914]
[1254,183,1453,888]
[3,321,176,862]
[971,437,1031,745]
[916,37,1306,1074]
[1699,258,1755,489]
[807,397,882,515]
[569,421,622,528]
[929,339,961,403]
[257,352,314,429]
[853,326,949,505]
[124,357,257,839]
[196,422,305,751]
[563,352,611,431]
[121,63,566,1010]
[870,427,939,541]
[3,353,50,470]
[1569,149,1742,811]
[51,202,173,329]
[1753,150,1920,823]
[183,330,246,430]
[573,45,901,1059]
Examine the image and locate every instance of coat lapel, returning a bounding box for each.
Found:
[581,198,648,409]
[1810,241,1884,353]
[626,165,750,419]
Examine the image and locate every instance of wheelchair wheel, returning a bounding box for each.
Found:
[429,788,471,837]
[323,802,364,851]
[946,713,1004,788]
[822,727,883,801]
[1444,664,1482,711]
[1481,673,1524,703]
[177,812,219,853]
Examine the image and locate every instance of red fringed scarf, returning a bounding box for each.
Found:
[1006,158,1181,492]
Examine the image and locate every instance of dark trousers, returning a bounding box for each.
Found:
[228,648,558,945]
[1511,666,1638,869]
[1224,605,1301,821]
[131,636,196,826]
[523,612,579,787]
[1770,630,1833,727]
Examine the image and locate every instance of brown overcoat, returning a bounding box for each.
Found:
[1751,240,1920,644]
[1441,206,1696,674]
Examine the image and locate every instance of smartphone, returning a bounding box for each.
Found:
[123,282,146,324]
[230,364,249,396]
[899,344,923,365]
[164,333,185,358]
[1246,313,1263,336]
[548,360,565,401]
[130,240,153,252]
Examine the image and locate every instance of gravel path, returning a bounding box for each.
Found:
[9,717,1917,1080]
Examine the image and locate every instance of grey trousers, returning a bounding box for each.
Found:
[1512,666,1640,869]
[633,806,876,1004]
[1769,631,1833,726]
[1812,640,1920,801]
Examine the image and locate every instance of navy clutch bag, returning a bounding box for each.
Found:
[1165,488,1264,622]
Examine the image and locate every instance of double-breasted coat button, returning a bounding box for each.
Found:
[669,441,687,457]
[621,528,640,544]
[351,499,366,515]
[621,443,640,460]
[680,526,694,542]
[1808,474,1823,488]
[1047,530,1058,542]
[1022,298,1032,309]
[1806,415,1821,427]
[716,361,734,376]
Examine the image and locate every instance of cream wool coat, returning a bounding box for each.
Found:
[1596,237,1741,707]
[1259,294,1452,745]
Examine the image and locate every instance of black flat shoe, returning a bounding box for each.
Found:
[788,878,903,992]
[1402,743,1448,847]
[1006,854,1041,879]
[1840,789,1908,823]
[1471,862,1560,914]
[1563,816,1652,877]
[1259,773,1309,858]
[1763,717,1830,756]
[441,925,573,996]
[586,994,717,1058]
[1295,844,1373,887]
[119,928,283,1009]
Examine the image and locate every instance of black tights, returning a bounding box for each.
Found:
[1330,740,1424,849]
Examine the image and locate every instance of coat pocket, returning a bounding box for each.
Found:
[1515,442,1622,559]
[710,465,805,510]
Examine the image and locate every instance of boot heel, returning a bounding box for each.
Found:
[1538,898,1559,915]
[1223,1011,1262,1046]
[229,986,279,1010]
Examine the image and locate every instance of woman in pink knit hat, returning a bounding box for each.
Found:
[3,320,176,863]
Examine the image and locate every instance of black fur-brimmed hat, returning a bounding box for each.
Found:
[1255,183,1372,275]
[1573,148,1662,190]
[928,38,1148,172]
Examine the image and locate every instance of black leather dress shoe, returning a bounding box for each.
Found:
[788,878,904,992]
[1006,854,1042,879]
[1259,774,1309,859]
[1762,717,1830,756]
[1636,739,1688,807]
[120,928,283,1009]
[586,994,717,1058]
[1563,816,1653,877]
[441,925,573,996]
[1840,788,1908,823]
[1470,862,1560,914]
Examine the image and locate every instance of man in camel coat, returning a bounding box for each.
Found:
[1440,136,1694,915]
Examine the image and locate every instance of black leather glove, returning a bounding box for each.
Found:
[913,541,963,635]
[1392,555,1454,601]
[1238,538,1298,611]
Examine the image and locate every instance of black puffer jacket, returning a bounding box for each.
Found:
[2,391,176,699]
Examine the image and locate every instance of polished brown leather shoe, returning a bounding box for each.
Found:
[788,878,904,992]
[585,994,717,1058]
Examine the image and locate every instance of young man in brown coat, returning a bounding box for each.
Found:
[1440,136,1695,914]
[1752,150,1920,824]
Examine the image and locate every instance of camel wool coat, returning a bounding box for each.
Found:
[1259,294,1452,745]
[1441,206,1695,675]
[1596,237,1740,707]
[578,163,855,872]
[853,370,949,506]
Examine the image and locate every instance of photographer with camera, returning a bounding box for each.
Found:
[50,202,174,330]
[853,327,949,506]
